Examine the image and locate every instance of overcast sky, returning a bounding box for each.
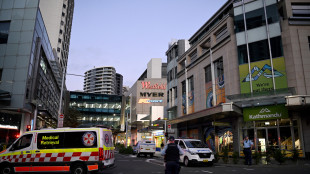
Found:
[66,0,228,91]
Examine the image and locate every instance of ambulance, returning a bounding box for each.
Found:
[0,127,115,174]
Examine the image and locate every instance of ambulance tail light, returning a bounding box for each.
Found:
[99,148,104,161]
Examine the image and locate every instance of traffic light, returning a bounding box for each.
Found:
[26,125,31,131]
[165,132,168,137]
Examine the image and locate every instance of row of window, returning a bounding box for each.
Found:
[238,36,283,65]
[234,4,279,33]
[167,67,177,82]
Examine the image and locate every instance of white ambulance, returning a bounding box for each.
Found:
[0,127,115,174]
[175,139,214,167]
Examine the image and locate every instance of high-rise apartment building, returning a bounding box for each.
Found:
[84,67,123,95]
[0,0,74,144]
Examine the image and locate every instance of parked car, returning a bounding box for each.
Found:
[133,140,156,157]
[174,138,214,167]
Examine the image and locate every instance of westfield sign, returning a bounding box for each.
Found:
[141,81,166,90]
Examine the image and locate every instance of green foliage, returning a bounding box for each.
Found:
[232,151,239,164]
[119,145,133,154]
[214,152,220,163]
[252,151,262,165]
[64,108,82,128]
[222,146,229,164]
[292,148,299,162]
[274,149,286,164]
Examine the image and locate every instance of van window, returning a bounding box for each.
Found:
[11,134,33,151]
[37,133,64,149]
[64,131,97,148]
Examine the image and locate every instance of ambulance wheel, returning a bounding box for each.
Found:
[0,164,13,174]
[71,163,86,174]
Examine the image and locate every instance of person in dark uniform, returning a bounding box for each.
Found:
[161,136,184,174]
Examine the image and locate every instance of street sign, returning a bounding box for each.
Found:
[168,124,171,129]
[60,114,64,119]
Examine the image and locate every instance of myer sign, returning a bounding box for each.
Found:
[243,104,288,121]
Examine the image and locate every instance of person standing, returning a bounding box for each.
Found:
[243,136,254,166]
[161,136,184,174]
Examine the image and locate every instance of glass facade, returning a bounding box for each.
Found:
[69,91,123,128]
[0,21,10,44]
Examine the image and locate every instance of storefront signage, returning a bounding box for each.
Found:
[243,104,288,121]
[138,99,163,103]
[141,81,166,90]
[140,92,164,97]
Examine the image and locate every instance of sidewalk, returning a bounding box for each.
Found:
[154,151,310,168]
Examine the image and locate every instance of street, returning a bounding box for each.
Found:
[101,153,310,174]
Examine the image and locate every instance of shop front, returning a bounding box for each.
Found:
[241,104,304,157]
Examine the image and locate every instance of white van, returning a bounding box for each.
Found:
[175,139,214,167]
[133,140,156,157]
[0,127,115,174]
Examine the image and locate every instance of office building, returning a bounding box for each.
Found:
[0,0,74,144]
[166,39,190,120]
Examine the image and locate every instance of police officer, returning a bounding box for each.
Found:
[243,136,254,166]
[161,136,184,174]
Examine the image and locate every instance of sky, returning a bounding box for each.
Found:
[66,0,228,91]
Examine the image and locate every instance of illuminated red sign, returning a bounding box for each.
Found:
[141,81,166,90]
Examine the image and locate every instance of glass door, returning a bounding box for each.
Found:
[257,129,267,152]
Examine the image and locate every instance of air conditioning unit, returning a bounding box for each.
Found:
[286,96,310,106]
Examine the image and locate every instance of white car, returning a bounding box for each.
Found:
[133,140,156,157]
[175,139,214,167]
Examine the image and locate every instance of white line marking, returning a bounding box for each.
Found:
[201,170,213,173]
[243,168,254,171]
[118,160,130,161]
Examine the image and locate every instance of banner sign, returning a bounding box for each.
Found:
[243,104,288,121]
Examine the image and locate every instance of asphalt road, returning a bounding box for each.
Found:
[101,152,310,174]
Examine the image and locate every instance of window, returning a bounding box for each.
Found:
[308,36,310,50]
[40,59,47,74]
[37,133,64,149]
[238,44,248,64]
[245,8,266,30]
[175,47,178,57]
[174,67,177,78]
[292,3,310,17]
[205,65,212,83]
[57,47,60,52]
[174,87,177,99]
[234,14,245,33]
[270,36,283,58]
[10,134,32,151]
[59,29,63,34]
[0,21,10,44]
[188,76,194,92]
[58,38,61,43]
[62,12,65,17]
[63,4,66,8]
[179,141,186,149]
[214,58,224,78]
[181,81,186,96]
[266,4,280,24]
[215,25,228,42]
[189,50,197,62]
[249,39,270,62]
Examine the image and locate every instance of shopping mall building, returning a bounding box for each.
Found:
[168,0,310,158]
[126,58,167,150]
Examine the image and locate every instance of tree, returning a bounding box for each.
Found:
[63,108,82,128]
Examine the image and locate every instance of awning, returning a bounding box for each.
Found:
[168,103,242,125]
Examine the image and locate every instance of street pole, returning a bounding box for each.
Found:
[58,68,66,128]
[185,60,189,115]
[164,119,167,145]
[33,102,38,130]
[125,112,128,147]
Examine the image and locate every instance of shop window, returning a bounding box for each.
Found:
[0,21,10,44]
[280,127,292,150]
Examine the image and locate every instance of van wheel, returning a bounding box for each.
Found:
[0,165,13,174]
[71,164,86,174]
[184,157,191,167]
[150,153,154,158]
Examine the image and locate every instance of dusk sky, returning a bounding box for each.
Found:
[66,0,228,91]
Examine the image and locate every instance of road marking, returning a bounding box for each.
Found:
[215,166,225,167]
[146,159,165,166]
[118,160,130,161]
[133,160,143,161]
[243,168,254,171]
[201,170,213,173]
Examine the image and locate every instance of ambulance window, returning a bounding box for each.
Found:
[11,134,32,151]
[64,131,97,148]
[37,133,64,149]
